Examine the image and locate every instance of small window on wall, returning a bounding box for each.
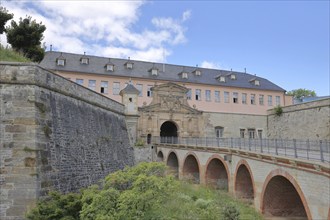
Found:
[195,89,201,101]
[224,91,229,103]
[250,94,256,105]
[187,89,192,100]
[136,84,143,97]
[147,85,153,97]
[88,80,96,91]
[233,92,239,103]
[258,130,263,139]
[259,94,264,105]
[205,90,211,101]
[248,129,255,139]
[215,91,220,102]
[113,82,120,95]
[76,79,84,85]
[57,59,65,66]
[268,95,273,106]
[215,126,224,138]
[240,129,245,138]
[100,81,108,94]
[242,93,247,104]
[276,96,281,106]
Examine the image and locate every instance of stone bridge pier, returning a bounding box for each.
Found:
[155,144,330,220]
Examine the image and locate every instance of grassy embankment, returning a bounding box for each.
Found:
[0,45,31,62]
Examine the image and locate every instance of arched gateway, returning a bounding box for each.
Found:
[160,121,178,143]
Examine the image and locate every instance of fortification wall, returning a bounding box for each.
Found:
[0,63,134,219]
[267,98,330,140]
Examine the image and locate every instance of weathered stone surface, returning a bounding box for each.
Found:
[0,63,134,220]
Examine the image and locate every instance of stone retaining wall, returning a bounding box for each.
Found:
[0,63,134,219]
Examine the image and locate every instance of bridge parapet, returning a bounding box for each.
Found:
[153,136,330,163]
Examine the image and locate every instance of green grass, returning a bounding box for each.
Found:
[0,45,31,62]
[160,182,264,220]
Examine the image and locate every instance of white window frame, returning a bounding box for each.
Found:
[195,89,201,101]
[268,95,273,106]
[147,85,153,97]
[88,80,96,91]
[57,59,65,66]
[113,82,120,95]
[242,93,247,104]
[76,79,84,85]
[81,58,89,64]
[215,91,220,102]
[224,91,230,103]
[259,94,264,105]
[205,90,211,101]
[233,92,239,104]
[106,64,114,71]
[100,81,108,94]
[251,94,256,105]
[215,126,224,138]
[187,89,192,100]
[276,96,281,106]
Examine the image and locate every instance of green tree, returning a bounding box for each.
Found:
[287,88,316,99]
[0,7,13,34]
[6,16,46,62]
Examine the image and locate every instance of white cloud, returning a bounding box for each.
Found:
[200,61,223,69]
[1,0,190,63]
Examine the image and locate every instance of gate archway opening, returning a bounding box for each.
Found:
[166,152,179,178]
[262,175,308,219]
[182,155,200,184]
[235,164,254,200]
[205,158,228,190]
[160,121,178,143]
[157,151,164,162]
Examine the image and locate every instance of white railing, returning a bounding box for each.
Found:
[153,136,330,163]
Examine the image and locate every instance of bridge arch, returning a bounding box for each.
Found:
[182,152,201,184]
[157,150,164,162]
[205,155,229,190]
[260,169,312,220]
[166,151,179,178]
[234,159,255,200]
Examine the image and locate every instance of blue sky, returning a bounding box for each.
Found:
[1,0,329,96]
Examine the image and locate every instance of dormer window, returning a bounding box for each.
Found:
[219,76,226,82]
[182,72,188,79]
[151,69,158,76]
[250,78,260,86]
[80,57,89,64]
[56,58,65,66]
[125,57,134,69]
[194,70,201,76]
[106,64,114,71]
[230,74,236,80]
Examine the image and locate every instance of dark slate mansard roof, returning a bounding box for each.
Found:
[39,51,286,92]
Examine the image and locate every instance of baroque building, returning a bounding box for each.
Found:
[40,51,293,144]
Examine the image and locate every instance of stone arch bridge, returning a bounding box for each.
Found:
[154,138,330,220]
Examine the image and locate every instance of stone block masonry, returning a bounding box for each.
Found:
[0,62,134,219]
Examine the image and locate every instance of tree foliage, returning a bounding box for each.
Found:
[6,16,46,62]
[0,6,13,34]
[26,162,263,220]
[287,88,316,99]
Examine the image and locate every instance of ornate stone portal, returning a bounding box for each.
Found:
[137,82,204,142]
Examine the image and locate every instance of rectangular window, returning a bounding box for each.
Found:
[136,84,143,97]
[276,96,281,106]
[233,92,239,103]
[88,80,96,91]
[113,82,120,95]
[268,95,273,106]
[258,130,263,139]
[242,93,247,104]
[240,129,245,138]
[205,90,211,101]
[259,94,264,105]
[248,129,255,139]
[224,91,230,103]
[215,127,224,138]
[147,85,153,97]
[250,94,256,105]
[215,91,220,102]
[76,79,84,85]
[100,81,108,94]
[195,89,201,101]
[187,89,191,100]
